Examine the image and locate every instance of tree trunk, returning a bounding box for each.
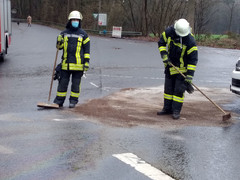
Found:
[188,0,195,34]
[143,0,148,36]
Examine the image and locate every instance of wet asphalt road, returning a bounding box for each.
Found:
[0,23,240,180]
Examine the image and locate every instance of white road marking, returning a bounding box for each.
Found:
[90,82,99,88]
[52,119,64,122]
[113,153,175,180]
[86,73,164,91]
[87,73,163,80]
[0,145,14,154]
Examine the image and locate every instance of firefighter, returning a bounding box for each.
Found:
[157,18,198,119]
[53,10,90,108]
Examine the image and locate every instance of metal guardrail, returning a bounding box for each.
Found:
[122,31,142,37]
[12,18,65,28]
[12,18,25,22]
[12,18,143,37]
[98,30,142,37]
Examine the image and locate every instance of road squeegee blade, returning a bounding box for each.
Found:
[37,102,59,109]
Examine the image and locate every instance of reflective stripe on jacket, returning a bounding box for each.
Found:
[158,26,198,77]
[57,28,90,71]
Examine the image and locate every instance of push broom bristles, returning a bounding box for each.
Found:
[222,113,231,121]
[37,102,59,109]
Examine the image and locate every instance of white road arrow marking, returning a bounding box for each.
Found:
[113,153,175,180]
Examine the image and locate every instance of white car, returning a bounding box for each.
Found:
[230,58,240,95]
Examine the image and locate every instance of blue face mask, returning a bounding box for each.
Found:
[71,21,79,28]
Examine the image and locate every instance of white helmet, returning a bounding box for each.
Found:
[68,10,83,20]
[174,19,191,37]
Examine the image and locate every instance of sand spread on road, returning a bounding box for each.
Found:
[73,86,235,128]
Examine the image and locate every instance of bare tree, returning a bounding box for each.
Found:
[11,0,240,34]
[147,0,187,36]
[143,0,148,36]
[222,0,237,32]
[194,0,219,34]
[187,0,195,33]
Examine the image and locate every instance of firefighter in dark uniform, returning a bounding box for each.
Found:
[157,18,198,119]
[53,10,90,108]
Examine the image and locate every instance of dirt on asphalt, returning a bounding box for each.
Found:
[73,86,235,129]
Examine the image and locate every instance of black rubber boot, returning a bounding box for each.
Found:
[172,111,180,120]
[53,103,63,108]
[54,98,64,108]
[69,103,76,108]
[157,109,173,115]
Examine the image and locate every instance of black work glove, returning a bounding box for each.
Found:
[53,72,60,81]
[184,75,194,94]
[179,81,194,94]
[53,63,62,81]
[179,82,187,94]
[186,83,194,94]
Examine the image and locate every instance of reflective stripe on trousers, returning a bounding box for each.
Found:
[163,74,185,113]
[54,70,83,105]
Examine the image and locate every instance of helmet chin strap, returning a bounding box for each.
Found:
[180,37,183,49]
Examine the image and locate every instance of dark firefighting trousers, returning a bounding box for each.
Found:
[54,70,83,105]
[163,74,185,113]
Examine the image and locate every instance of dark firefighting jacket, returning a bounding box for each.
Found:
[158,26,198,78]
[57,27,90,71]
